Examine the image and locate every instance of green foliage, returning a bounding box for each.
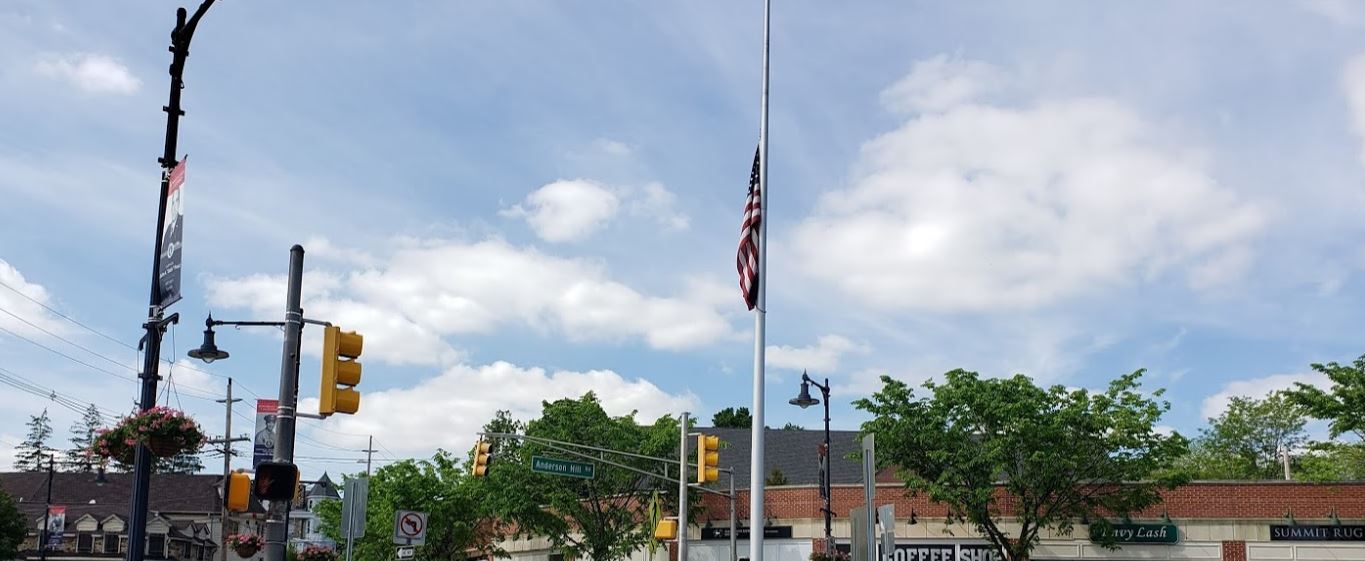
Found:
[711,407,752,428]
[765,468,788,486]
[317,450,499,561]
[1173,393,1306,480]
[64,404,103,473]
[855,369,1188,561]
[1295,442,1365,482]
[483,394,678,561]
[14,409,53,472]
[1285,355,1365,441]
[780,422,804,431]
[0,488,24,559]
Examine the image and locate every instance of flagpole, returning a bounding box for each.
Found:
[750,0,771,559]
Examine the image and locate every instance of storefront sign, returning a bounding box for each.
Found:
[1089,523,1179,544]
[700,526,793,540]
[1270,525,1365,541]
[836,543,1000,561]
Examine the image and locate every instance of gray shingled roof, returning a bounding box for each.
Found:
[0,471,265,527]
[701,427,865,490]
[308,472,341,499]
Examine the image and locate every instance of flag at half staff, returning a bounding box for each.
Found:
[737,146,762,310]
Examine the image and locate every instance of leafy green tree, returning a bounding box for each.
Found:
[157,451,204,474]
[1285,355,1365,441]
[780,422,804,431]
[64,404,103,472]
[14,409,53,472]
[1295,442,1365,481]
[0,488,24,559]
[856,369,1188,561]
[485,394,678,561]
[318,451,499,561]
[1175,393,1306,480]
[765,468,788,486]
[710,407,752,428]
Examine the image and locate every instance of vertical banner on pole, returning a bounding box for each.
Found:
[156,158,186,308]
[45,506,66,549]
[253,399,279,467]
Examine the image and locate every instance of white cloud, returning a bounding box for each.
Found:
[793,57,1265,312]
[767,334,868,373]
[0,259,69,338]
[1342,54,1365,167]
[1199,372,1330,420]
[879,54,1006,114]
[34,53,141,95]
[1303,0,1363,25]
[629,182,690,231]
[502,179,620,243]
[205,238,734,363]
[298,360,698,454]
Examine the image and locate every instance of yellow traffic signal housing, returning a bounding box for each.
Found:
[654,519,678,540]
[696,434,719,483]
[472,440,493,477]
[320,326,363,416]
[225,471,251,512]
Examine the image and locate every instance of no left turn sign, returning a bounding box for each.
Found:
[393,510,428,545]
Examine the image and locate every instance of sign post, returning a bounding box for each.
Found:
[393,511,428,546]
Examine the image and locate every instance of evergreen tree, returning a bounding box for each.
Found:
[64,404,103,473]
[158,451,204,474]
[13,409,53,472]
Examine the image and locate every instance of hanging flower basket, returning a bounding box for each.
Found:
[92,406,206,464]
[227,534,264,558]
[810,551,852,561]
[296,545,338,561]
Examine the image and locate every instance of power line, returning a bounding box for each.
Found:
[0,303,136,372]
[0,277,133,349]
[0,324,137,382]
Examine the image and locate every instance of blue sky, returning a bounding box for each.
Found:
[3,0,1365,477]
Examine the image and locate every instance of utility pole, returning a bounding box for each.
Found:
[264,246,305,561]
[677,412,689,561]
[210,379,247,561]
[40,454,54,561]
[362,436,376,476]
[129,4,216,561]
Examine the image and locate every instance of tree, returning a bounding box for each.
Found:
[318,450,498,561]
[64,404,103,472]
[14,409,53,472]
[1285,355,1365,441]
[0,488,24,559]
[485,393,678,561]
[855,369,1188,561]
[710,407,752,428]
[1295,442,1365,482]
[765,468,788,486]
[157,451,204,474]
[780,422,804,431]
[1175,393,1307,480]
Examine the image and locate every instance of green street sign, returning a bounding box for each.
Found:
[530,455,595,479]
[1089,523,1179,545]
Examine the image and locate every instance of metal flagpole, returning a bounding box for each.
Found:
[750,0,771,559]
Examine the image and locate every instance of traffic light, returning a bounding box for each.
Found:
[254,461,300,502]
[320,325,363,416]
[654,518,678,540]
[472,440,493,477]
[225,471,251,512]
[696,434,719,483]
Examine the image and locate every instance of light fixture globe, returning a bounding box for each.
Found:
[789,381,819,409]
[187,315,230,364]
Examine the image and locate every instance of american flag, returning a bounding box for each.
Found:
[737,147,762,310]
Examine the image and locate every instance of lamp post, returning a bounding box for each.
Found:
[789,371,832,553]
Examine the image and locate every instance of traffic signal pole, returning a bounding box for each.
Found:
[677,412,689,561]
[264,245,305,561]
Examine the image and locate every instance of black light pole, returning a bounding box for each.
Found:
[128,4,216,561]
[790,371,832,553]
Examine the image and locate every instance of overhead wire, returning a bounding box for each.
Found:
[0,278,132,349]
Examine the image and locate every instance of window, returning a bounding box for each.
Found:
[120,537,128,554]
[104,534,120,554]
[77,533,94,553]
[147,534,166,558]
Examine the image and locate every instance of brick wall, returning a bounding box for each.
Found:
[695,482,1365,523]
[1221,540,1246,561]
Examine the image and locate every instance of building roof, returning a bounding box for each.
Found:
[307,472,341,500]
[0,471,261,529]
[701,427,866,489]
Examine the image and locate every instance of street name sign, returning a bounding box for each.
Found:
[530,455,595,479]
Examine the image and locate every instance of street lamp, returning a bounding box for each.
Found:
[789,371,832,553]
[187,315,231,363]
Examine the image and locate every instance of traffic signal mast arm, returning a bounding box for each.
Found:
[477,432,735,498]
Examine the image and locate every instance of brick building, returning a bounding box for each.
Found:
[495,428,1365,561]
